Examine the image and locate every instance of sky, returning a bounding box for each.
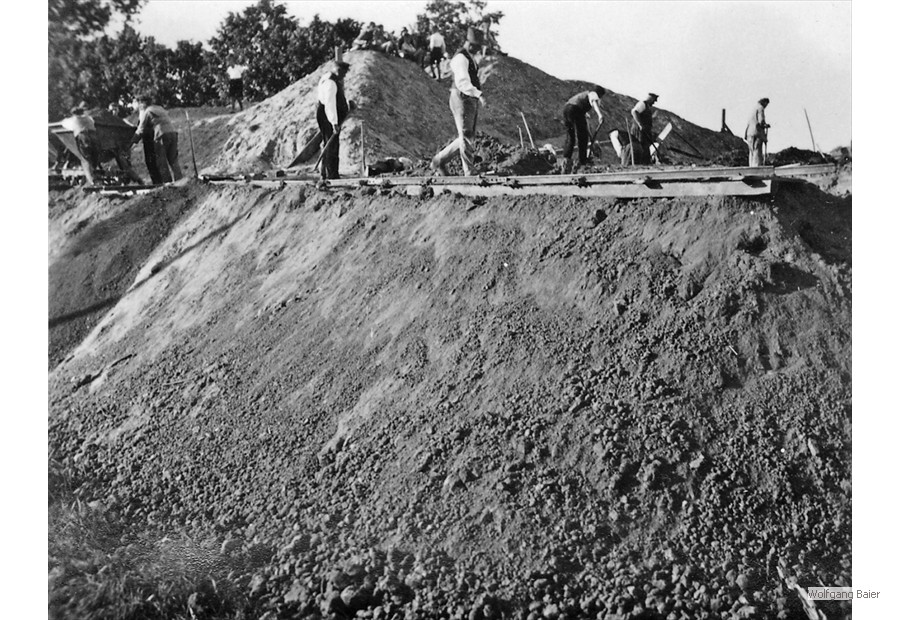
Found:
[123,0,852,153]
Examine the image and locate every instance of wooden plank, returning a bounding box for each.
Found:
[318,165,780,188]
[404,179,773,199]
[219,163,834,188]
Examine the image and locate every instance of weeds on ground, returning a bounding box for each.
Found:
[48,459,255,620]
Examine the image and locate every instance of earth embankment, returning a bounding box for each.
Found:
[49,179,851,619]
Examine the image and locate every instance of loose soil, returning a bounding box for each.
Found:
[48,51,852,620]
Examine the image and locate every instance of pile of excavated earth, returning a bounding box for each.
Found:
[49,51,852,620]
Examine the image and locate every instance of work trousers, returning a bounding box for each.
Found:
[562,104,589,164]
[634,128,653,165]
[154,132,183,183]
[316,104,341,180]
[113,148,144,184]
[75,131,101,185]
[142,130,161,184]
[747,135,765,167]
[433,89,479,176]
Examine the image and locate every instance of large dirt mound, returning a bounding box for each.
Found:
[49,176,851,619]
[186,51,745,175]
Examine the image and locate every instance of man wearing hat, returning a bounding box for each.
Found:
[561,85,606,173]
[316,56,351,180]
[430,27,485,176]
[131,96,183,183]
[745,98,770,166]
[630,93,659,165]
[61,103,102,185]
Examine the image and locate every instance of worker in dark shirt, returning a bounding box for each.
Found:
[630,93,659,165]
[561,85,606,173]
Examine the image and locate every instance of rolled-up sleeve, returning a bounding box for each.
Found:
[319,79,339,126]
[451,54,482,98]
[132,109,149,142]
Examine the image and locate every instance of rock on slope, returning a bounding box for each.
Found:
[187,51,744,175]
[49,177,851,619]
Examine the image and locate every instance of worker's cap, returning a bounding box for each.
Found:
[594,85,606,97]
[466,27,485,45]
[759,97,770,105]
[648,93,659,100]
[70,105,85,115]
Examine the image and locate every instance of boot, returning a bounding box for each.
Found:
[561,157,573,175]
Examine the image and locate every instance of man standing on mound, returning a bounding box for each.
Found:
[316,58,351,180]
[430,27,485,177]
[745,97,770,167]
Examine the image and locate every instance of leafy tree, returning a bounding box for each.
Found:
[49,0,145,37]
[414,0,503,53]
[49,0,146,119]
[167,42,219,107]
[208,0,301,101]
[290,15,360,77]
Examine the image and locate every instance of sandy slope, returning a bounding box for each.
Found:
[49,175,851,619]
[179,51,745,175]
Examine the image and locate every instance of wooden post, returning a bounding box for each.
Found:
[185,110,198,177]
[625,118,635,166]
[519,111,535,149]
[360,121,367,177]
[803,108,820,154]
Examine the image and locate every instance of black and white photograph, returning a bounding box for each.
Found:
[37,1,876,619]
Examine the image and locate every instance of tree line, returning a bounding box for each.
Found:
[49,0,503,121]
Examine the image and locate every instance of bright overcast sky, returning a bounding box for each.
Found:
[126,0,851,152]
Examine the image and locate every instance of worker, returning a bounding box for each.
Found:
[561,85,606,174]
[351,22,376,51]
[316,58,351,180]
[630,93,659,165]
[226,59,249,112]
[427,26,447,80]
[61,104,102,186]
[398,28,417,60]
[131,96,182,183]
[430,27,485,176]
[479,16,501,56]
[745,97,770,166]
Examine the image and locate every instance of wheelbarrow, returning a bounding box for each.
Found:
[49,109,143,185]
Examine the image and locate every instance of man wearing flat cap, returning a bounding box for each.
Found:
[316,56,351,180]
[431,27,485,176]
[630,93,659,165]
[745,97,770,166]
[61,103,102,185]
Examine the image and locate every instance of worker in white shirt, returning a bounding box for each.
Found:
[427,27,447,80]
[226,60,248,112]
[430,28,486,176]
[61,103,102,186]
[316,60,351,180]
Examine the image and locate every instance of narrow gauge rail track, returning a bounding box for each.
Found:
[71,163,840,198]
